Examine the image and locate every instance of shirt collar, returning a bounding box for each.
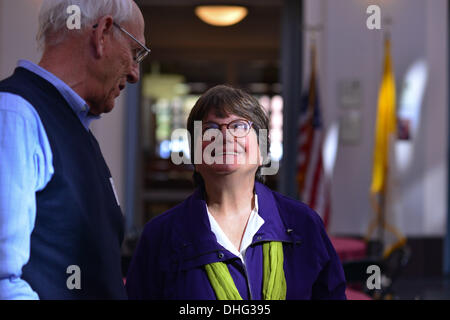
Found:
[17,60,100,131]
[206,194,265,261]
[180,182,292,248]
[172,183,294,268]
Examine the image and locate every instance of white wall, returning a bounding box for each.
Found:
[305,0,448,237]
[423,0,448,236]
[90,95,126,209]
[0,0,43,78]
[0,0,126,208]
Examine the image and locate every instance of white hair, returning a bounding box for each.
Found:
[37,0,134,50]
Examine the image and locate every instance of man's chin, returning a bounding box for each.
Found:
[89,103,114,116]
[101,98,117,114]
[104,103,115,114]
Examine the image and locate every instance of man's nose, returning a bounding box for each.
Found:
[127,63,140,83]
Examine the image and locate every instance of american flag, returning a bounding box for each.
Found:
[297,43,331,229]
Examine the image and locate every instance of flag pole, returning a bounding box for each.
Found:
[366,21,408,258]
[380,22,389,255]
[297,26,332,230]
[379,178,386,256]
[365,23,393,257]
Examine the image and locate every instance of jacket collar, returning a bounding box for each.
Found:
[253,182,294,244]
[173,187,230,269]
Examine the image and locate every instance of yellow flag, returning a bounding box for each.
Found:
[366,37,407,258]
[370,38,396,194]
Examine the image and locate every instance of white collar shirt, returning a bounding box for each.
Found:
[206,194,265,266]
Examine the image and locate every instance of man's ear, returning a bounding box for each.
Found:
[91,16,114,59]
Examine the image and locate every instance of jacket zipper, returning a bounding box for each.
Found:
[243,238,296,300]
[243,255,253,300]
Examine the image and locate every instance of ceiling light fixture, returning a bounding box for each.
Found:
[195,5,248,27]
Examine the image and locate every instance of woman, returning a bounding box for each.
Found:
[126,85,346,300]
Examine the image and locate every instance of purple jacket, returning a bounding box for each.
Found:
[126,182,346,300]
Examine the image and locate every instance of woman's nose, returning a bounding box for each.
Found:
[219,127,234,142]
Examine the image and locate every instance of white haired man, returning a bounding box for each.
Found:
[0,0,149,299]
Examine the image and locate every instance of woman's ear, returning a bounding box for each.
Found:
[255,128,270,167]
[258,149,264,166]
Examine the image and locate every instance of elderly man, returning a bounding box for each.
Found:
[0,0,149,299]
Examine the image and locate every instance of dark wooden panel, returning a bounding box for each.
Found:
[142,6,280,50]
[137,0,282,7]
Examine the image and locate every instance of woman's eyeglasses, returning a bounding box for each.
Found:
[202,119,254,138]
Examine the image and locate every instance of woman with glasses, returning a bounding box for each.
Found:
[126,85,346,300]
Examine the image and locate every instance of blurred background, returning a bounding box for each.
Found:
[0,0,449,299]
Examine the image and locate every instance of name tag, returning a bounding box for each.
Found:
[109,177,120,207]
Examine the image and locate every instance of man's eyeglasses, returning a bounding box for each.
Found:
[93,22,151,64]
[202,119,254,138]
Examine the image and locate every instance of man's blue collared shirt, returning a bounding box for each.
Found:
[0,60,99,299]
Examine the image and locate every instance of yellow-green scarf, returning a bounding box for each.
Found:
[204,241,286,300]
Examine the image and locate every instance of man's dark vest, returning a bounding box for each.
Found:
[0,67,127,299]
